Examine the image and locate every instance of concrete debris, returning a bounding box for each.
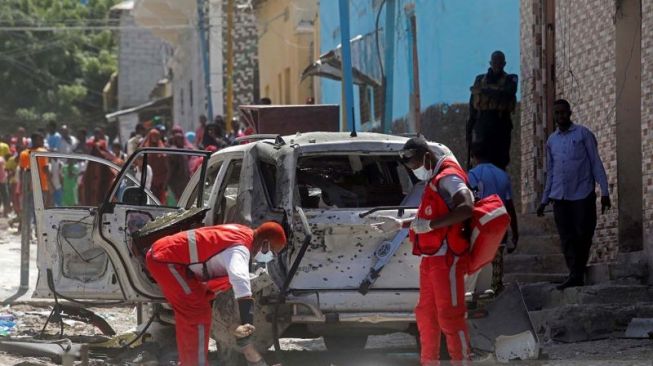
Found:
[495,330,539,362]
[624,318,653,339]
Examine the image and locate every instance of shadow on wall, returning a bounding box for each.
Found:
[387,103,522,212]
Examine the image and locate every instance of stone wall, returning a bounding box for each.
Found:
[392,103,522,212]
[117,12,170,109]
[642,0,653,281]
[222,2,258,117]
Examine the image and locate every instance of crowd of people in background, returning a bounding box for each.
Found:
[0,114,255,231]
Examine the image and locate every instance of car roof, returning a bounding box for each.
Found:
[215,132,412,155]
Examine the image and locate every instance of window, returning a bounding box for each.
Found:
[213,159,243,224]
[277,73,282,105]
[189,80,193,107]
[180,88,185,115]
[185,160,223,209]
[296,155,413,208]
[112,151,203,208]
[284,67,291,104]
[36,157,121,209]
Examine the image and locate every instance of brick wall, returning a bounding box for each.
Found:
[521,0,619,263]
[642,0,653,277]
[222,3,258,117]
[519,0,539,213]
[117,13,169,109]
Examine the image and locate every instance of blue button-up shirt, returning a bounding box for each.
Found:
[542,123,609,204]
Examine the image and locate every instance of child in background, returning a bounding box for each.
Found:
[468,143,519,293]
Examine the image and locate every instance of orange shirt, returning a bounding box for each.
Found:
[19,148,49,191]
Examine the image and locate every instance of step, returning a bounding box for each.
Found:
[528,302,653,343]
[504,272,568,284]
[504,254,567,274]
[521,283,653,311]
[514,234,560,255]
[517,213,557,236]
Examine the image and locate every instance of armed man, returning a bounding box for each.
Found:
[467,51,518,170]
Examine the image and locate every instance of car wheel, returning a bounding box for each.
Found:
[323,335,368,351]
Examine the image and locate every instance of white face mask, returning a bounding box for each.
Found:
[411,156,432,181]
[254,250,274,263]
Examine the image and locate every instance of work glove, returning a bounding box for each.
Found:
[368,215,403,233]
[410,218,432,234]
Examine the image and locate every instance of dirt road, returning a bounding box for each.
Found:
[1,218,652,365]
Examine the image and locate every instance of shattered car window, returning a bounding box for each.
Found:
[213,159,243,223]
[186,161,223,209]
[296,154,413,208]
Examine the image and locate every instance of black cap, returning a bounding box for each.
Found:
[400,137,429,162]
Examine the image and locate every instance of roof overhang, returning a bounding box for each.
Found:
[301,35,381,88]
[105,96,173,121]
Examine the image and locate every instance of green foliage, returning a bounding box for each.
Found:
[0,0,120,134]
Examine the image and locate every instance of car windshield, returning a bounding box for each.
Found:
[296,154,414,209]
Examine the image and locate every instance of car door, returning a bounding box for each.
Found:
[29,152,152,300]
[95,148,211,301]
[178,151,244,227]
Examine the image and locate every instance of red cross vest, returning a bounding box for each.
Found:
[409,158,470,256]
[150,224,254,266]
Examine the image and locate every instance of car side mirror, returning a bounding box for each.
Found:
[122,186,148,206]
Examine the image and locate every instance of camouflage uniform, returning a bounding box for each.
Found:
[467,69,518,170]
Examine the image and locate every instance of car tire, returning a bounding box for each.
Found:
[323,335,368,351]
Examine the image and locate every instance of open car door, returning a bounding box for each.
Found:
[29,152,147,300]
[95,148,211,301]
[30,149,210,302]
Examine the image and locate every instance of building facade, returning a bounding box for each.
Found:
[131,0,257,132]
[317,0,520,131]
[253,0,318,105]
[112,1,173,110]
[521,0,652,282]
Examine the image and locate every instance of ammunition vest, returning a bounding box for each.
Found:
[471,74,516,112]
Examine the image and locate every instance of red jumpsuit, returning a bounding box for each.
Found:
[146,224,254,366]
[410,159,472,365]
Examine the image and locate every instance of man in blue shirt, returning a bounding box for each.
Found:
[46,121,62,152]
[469,143,519,293]
[537,99,611,290]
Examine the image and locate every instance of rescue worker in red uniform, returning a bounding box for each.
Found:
[145,222,287,366]
[374,137,474,365]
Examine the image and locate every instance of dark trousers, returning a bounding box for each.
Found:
[552,192,597,281]
[0,182,9,215]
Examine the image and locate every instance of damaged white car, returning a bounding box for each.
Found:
[29,132,538,361]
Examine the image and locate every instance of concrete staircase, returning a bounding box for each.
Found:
[504,214,653,343]
[503,213,569,285]
[521,282,653,342]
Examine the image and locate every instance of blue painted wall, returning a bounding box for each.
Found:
[319,0,520,129]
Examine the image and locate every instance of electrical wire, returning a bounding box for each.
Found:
[375,0,386,79]
[0,24,192,31]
